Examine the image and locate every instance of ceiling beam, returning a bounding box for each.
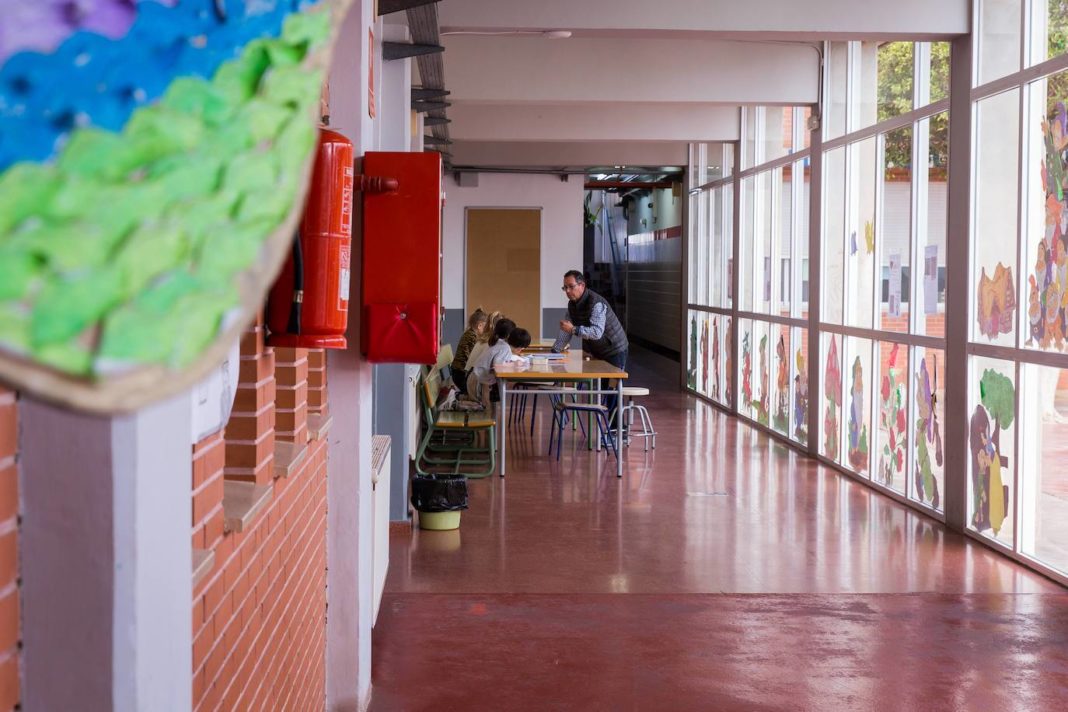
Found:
[382,42,444,61]
[379,0,440,16]
[450,140,690,169]
[443,36,818,105]
[447,102,740,143]
[439,0,967,39]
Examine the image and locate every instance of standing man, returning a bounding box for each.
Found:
[554,270,629,424]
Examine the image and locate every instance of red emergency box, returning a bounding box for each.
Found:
[361,152,443,363]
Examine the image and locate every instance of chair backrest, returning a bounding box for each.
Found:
[436,344,454,371]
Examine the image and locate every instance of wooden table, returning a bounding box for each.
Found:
[494,351,629,478]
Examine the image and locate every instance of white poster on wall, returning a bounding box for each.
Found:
[888,253,902,318]
[924,245,939,314]
[763,257,771,302]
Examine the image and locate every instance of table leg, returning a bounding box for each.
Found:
[592,379,599,452]
[616,378,623,478]
[499,379,507,477]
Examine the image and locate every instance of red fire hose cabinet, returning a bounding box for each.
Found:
[361,151,443,363]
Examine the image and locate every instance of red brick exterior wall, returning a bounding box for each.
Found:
[192,319,329,711]
[0,388,17,711]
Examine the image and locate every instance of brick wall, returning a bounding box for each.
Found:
[192,319,329,711]
[0,388,16,711]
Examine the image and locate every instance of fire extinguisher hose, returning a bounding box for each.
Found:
[287,232,304,335]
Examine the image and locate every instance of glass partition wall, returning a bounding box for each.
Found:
[967,0,1068,575]
[684,5,1068,586]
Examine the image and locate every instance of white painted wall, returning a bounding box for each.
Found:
[442,172,585,328]
[325,2,379,709]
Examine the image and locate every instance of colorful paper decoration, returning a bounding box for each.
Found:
[0,0,349,412]
[970,369,1015,535]
[877,343,906,486]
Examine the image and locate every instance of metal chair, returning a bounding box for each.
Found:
[548,400,618,461]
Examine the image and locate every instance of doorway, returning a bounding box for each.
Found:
[465,208,542,338]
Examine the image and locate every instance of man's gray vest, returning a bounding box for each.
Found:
[568,288,627,360]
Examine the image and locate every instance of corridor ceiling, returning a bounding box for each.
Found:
[421,0,969,172]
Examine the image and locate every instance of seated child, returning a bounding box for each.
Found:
[467,321,531,412]
[465,310,503,375]
[451,308,487,393]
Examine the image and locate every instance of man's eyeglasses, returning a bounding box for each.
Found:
[561,283,579,291]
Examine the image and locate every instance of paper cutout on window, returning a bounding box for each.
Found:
[915,354,943,508]
[725,318,733,407]
[924,245,939,315]
[1026,102,1068,350]
[741,330,753,416]
[976,263,1016,339]
[850,231,858,256]
[701,315,710,395]
[969,369,1014,535]
[773,333,789,433]
[864,220,875,255]
[711,317,721,401]
[823,336,841,459]
[847,355,869,472]
[755,333,770,426]
[687,314,698,389]
[878,343,906,486]
[888,253,902,318]
[794,348,808,443]
[763,257,772,303]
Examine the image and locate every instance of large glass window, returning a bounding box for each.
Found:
[978,0,1023,85]
[967,11,1068,578]
[973,89,1020,348]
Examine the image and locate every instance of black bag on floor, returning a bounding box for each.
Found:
[411,474,469,512]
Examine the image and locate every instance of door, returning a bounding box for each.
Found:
[465,208,542,338]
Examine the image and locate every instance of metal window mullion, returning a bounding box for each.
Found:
[843,142,855,330]
[808,113,824,457]
[847,41,858,135]
[731,142,742,413]
[792,159,805,318]
[820,323,946,350]
[822,100,951,153]
[772,166,784,316]
[944,32,976,532]
[916,42,932,110]
[1021,0,1031,73]
[913,117,931,337]
[737,148,814,181]
[971,51,1068,102]
[873,133,885,331]
[1013,359,1021,553]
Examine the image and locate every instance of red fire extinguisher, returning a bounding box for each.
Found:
[268,128,355,349]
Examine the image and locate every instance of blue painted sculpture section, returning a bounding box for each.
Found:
[0,0,321,169]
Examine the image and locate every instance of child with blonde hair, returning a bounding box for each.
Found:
[451,308,488,393]
[465,310,503,373]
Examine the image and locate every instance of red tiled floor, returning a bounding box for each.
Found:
[370,348,1068,710]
